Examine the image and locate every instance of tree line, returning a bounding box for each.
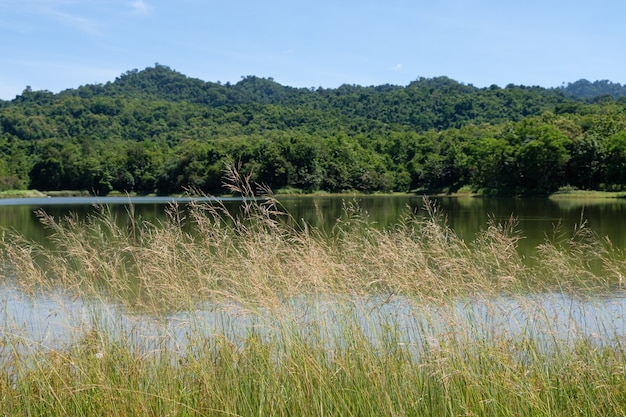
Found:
[1,64,625,195]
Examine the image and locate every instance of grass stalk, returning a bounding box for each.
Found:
[1,168,626,415]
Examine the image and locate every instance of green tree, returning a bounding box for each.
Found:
[565,135,604,189]
[468,136,515,192]
[513,121,571,192]
[603,131,626,189]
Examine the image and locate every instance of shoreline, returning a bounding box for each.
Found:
[2,188,626,200]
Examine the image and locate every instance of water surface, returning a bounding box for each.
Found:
[2,194,626,253]
[3,195,626,356]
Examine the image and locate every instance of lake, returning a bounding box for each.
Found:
[2,194,626,255]
[2,194,626,359]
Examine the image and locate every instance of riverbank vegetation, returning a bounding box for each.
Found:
[1,169,626,415]
[1,64,626,196]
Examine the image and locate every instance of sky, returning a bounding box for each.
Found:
[0,0,625,100]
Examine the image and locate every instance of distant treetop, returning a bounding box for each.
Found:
[560,79,626,100]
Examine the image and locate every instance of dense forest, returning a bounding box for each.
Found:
[560,79,626,101]
[1,64,625,195]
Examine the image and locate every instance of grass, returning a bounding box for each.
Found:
[550,188,626,199]
[0,189,48,198]
[2,166,626,416]
[0,189,96,199]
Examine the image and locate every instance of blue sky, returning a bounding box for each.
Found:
[1,0,624,100]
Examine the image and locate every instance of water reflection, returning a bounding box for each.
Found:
[3,195,626,358]
[3,283,625,362]
[280,195,626,254]
[2,195,626,255]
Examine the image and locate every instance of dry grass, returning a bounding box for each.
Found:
[4,166,623,311]
[1,166,626,416]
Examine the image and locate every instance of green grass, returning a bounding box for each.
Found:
[0,189,95,198]
[0,189,48,198]
[3,299,626,416]
[2,166,626,416]
[550,188,626,199]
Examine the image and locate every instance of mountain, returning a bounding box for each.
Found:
[1,64,625,196]
[34,64,574,130]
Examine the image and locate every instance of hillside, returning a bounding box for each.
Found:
[560,79,626,101]
[0,64,625,195]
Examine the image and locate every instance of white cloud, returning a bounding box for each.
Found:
[43,7,102,34]
[129,0,153,15]
[390,64,403,71]
[14,1,104,35]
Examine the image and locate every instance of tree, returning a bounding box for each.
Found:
[513,121,571,192]
[468,137,515,192]
[565,135,604,189]
[603,131,626,189]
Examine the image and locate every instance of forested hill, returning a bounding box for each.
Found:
[560,79,626,101]
[1,64,625,196]
[13,64,571,129]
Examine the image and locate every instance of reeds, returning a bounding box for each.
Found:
[1,167,626,416]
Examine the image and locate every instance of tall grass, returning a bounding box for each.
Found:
[2,166,626,416]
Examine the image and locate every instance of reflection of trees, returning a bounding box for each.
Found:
[0,205,49,243]
[550,196,626,211]
[5,196,626,262]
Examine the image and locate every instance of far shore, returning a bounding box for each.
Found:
[1,188,626,200]
[548,189,626,199]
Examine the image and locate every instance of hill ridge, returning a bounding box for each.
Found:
[1,64,625,196]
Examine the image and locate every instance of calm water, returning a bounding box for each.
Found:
[2,194,625,253]
[3,287,625,359]
[280,195,626,251]
[3,195,626,356]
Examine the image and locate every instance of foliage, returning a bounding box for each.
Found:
[561,79,626,101]
[1,64,626,195]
